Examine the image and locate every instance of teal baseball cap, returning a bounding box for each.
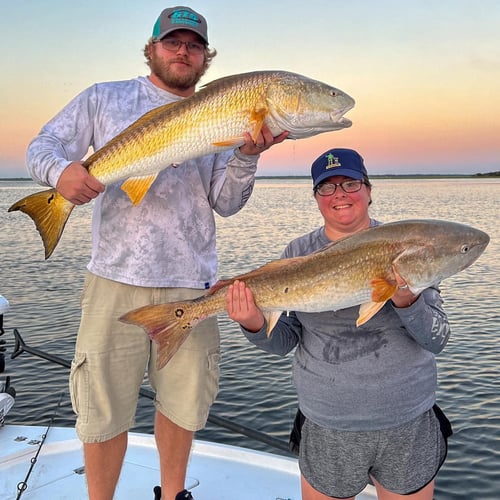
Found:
[152,6,208,44]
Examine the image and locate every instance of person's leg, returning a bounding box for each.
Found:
[149,287,220,500]
[84,432,128,500]
[71,274,151,499]
[371,407,449,500]
[373,477,434,500]
[301,474,355,500]
[155,412,194,499]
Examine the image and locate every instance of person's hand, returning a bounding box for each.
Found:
[391,266,419,308]
[56,162,105,205]
[238,124,288,156]
[226,280,266,332]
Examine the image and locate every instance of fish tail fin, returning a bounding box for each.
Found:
[120,301,199,370]
[8,188,75,259]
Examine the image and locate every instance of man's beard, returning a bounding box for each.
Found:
[150,57,206,91]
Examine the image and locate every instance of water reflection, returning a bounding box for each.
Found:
[1,178,499,499]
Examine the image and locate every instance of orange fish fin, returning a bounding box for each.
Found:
[249,107,268,142]
[357,301,387,327]
[212,106,268,147]
[355,278,398,326]
[213,137,246,147]
[8,188,75,259]
[370,278,398,303]
[264,310,283,337]
[120,301,197,370]
[208,279,233,295]
[121,174,158,205]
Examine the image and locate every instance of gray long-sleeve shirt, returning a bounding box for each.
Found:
[242,223,451,431]
[27,76,259,288]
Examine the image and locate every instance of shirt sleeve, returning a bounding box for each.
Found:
[209,148,259,217]
[391,286,451,354]
[26,85,98,188]
[241,311,302,356]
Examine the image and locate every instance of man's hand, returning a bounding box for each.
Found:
[56,162,105,205]
[238,124,288,156]
[226,280,265,333]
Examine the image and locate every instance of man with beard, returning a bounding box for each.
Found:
[26,6,287,500]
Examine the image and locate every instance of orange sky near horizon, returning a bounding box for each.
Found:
[1,1,499,177]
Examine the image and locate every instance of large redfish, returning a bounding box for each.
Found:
[8,70,354,259]
[120,220,490,369]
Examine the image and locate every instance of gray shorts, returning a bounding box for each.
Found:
[295,406,451,498]
[70,273,220,443]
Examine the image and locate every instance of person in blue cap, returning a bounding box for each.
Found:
[26,6,286,500]
[226,148,453,500]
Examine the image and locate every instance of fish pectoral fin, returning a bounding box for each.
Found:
[357,301,387,327]
[370,278,398,302]
[121,174,159,205]
[213,107,268,147]
[250,107,268,142]
[355,278,398,326]
[264,310,283,337]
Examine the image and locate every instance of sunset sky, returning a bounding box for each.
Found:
[1,1,499,177]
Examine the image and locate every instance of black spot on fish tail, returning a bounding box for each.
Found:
[175,308,184,318]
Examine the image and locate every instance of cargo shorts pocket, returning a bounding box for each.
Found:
[70,353,89,424]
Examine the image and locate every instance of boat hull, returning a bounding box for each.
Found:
[0,425,376,499]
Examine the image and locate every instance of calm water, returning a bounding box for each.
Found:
[1,178,499,499]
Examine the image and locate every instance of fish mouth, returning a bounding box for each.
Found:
[329,108,353,129]
[338,117,352,128]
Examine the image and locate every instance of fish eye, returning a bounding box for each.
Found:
[330,90,337,97]
[460,245,469,254]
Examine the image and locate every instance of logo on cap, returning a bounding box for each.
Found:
[325,153,341,169]
[170,9,202,28]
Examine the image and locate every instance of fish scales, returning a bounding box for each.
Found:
[89,72,336,184]
[120,219,490,369]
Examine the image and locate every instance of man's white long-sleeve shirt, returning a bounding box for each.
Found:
[27,76,259,288]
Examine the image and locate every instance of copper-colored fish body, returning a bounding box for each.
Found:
[120,219,490,369]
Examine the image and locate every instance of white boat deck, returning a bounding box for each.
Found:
[0,425,377,499]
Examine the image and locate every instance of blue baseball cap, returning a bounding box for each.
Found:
[311,148,368,189]
[152,6,208,44]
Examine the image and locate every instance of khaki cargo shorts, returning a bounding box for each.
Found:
[70,273,220,443]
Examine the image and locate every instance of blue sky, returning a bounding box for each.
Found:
[1,0,499,177]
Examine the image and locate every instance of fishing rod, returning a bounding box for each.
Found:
[0,295,10,373]
[10,328,293,454]
[16,391,65,499]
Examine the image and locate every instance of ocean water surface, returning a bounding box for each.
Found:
[0,178,499,499]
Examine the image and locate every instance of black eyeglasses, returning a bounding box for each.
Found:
[314,179,364,196]
[156,38,205,55]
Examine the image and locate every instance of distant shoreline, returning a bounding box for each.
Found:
[257,172,500,179]
[1,172,499,182]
